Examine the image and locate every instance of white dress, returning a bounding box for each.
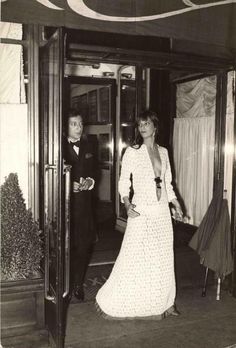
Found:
[96,144,177,319]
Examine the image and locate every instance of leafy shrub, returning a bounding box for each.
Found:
[1,173,42,280]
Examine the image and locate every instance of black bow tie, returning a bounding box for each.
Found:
[70,140,80,148]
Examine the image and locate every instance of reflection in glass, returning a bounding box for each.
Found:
[71,84,111,123]
[120,81,136,123]
[70,81,114,223]
[99,133,110,162]
[117,69,148,221]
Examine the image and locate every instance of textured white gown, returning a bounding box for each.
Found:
[96,144,177,318]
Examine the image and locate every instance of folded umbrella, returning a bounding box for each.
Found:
[189,183,233,278]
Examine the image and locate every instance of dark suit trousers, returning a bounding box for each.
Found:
[70,191,95,288]
[71,243,93,288]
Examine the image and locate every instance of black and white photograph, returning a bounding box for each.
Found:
[0,1,236,348]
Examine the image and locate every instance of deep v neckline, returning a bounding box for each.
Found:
[143,144,162,178]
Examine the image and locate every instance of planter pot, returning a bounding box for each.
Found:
[0,277,45,339]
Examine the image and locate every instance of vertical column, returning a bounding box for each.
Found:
[232,72,236,298]
[135,65,143,119]
[214,72,228,194]
[28,24,39,219]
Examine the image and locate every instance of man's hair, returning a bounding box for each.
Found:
[63,109,84,136]
[67,109,84,122]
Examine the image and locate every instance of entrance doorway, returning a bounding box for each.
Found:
[64,64,147,265]
[39,27,234,348]
[66,74,120,265]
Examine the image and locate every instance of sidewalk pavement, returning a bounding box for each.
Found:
[2,245,235,348]
[64,246,236,348]
[65,285,236,348]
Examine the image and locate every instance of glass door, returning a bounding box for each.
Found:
[40,28,70,348]
[67,76,116,225]
[115,66,147,231]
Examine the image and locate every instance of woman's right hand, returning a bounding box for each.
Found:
[125,203,140,218]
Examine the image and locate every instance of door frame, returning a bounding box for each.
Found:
[39,27,69,348]
[232,72,236,297]
[64,33,236,294]
[64,75,117,222]
[36,27,236,348]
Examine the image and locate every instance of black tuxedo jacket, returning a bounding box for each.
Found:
[63,135,96,248]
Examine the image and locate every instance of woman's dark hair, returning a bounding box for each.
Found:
[133,110,160,148]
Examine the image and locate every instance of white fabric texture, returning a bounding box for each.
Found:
[173,117,215,226]
[173,76,216,226]
[176,76,216,118]
[96,145,176,318]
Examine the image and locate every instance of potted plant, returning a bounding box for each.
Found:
[1,173,45,341]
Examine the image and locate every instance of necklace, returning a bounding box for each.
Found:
[154,176,162,189]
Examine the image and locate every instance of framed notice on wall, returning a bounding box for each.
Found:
[99,87,110,122]
[99,133,110,162]
[71,94,89,121]
[88,90,97,123]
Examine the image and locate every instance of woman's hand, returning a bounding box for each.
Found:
[171,198,183,221]
[123,197,140,218]
[125,203,140,218]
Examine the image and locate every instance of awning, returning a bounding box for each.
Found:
[1,0,236,51]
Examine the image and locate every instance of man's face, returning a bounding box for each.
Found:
[68,115,83,140]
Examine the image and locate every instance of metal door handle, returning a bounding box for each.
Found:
[63,164,71,298]
[45,164,57,170]
[44,164,56,302]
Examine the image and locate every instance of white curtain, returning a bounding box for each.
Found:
[0,104,28,204]
[0,22,25,103]
[0,23,28,204]
[0,43,26,103]
[173,76,216,226]
[0,22,22,40]
[224,71,235,215]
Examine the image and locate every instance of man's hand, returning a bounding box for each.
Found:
[80,177,93,190]
[73,180,82,192]
[73,177,93,192]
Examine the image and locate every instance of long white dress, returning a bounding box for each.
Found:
[96,144,177,319]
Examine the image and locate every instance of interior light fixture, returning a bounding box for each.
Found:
[103,72,115,77]
[66,60,100,69]
[121,73,132,79]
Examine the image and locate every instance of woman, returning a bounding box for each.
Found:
[96,110,183,319]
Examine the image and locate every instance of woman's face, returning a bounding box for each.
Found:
[138,117,156,140]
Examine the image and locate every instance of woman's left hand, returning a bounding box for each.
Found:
[171,199,183,221]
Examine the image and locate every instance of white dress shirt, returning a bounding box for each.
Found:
[67,137,95,190]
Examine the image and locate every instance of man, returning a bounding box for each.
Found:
[63,110,96,301]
